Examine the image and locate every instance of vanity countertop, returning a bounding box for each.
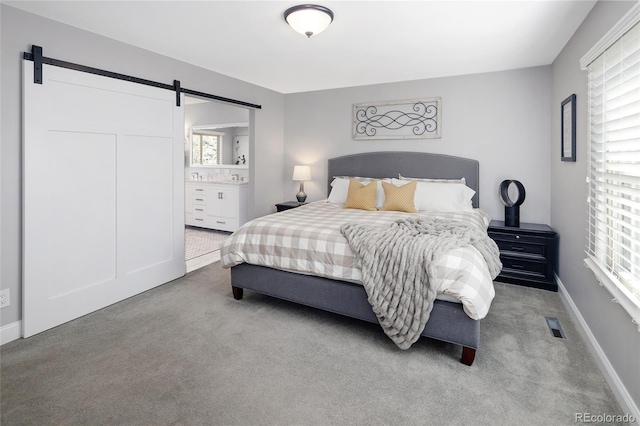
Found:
[185,179,248,185]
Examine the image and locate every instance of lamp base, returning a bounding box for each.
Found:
[296,181,307,204]
[296,191,307,204]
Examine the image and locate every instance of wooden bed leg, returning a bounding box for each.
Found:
[461,347,476,366]
[232,286,244,300]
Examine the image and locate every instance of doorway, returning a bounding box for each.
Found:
[183,96,251,272]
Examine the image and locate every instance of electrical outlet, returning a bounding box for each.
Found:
[0,289,10,308]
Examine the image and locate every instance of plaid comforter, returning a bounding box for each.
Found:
[221,201,496,320]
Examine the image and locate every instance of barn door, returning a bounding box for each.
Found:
[22,61,185,337]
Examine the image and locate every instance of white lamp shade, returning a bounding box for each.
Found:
[285,5,333,38]
[292,165,311,181]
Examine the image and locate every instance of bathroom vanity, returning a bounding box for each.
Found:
[185,181,248,232]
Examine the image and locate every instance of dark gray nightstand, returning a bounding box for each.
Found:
[488,220,559,292]
[275,201,306,212]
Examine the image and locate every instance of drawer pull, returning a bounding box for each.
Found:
[216,220,226,224]
[515,235,520,239]
[195,189,204,192]
[195,198,204,201]
[511,246,525,251]
[195,218,204,222]
[195,208,204,212]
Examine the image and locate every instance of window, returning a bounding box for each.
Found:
[582,4,640,328]
[192,131,222,166]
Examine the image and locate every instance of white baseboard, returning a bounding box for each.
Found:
[556,274,639,425]
[0,320,22,345]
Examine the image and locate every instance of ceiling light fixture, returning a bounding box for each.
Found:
[284,4,334,39]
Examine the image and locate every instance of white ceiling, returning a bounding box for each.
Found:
[5,0,597,94]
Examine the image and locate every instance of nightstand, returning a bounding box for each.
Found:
[275,201,305,212]
[488,220,558,292]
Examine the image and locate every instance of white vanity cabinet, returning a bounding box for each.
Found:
[185,181,248,232]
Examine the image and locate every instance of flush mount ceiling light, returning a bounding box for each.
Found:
[284,4,334,38]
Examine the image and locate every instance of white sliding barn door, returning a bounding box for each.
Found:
[23,62,185,337]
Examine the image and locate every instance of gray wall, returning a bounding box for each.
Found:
[551,0,639,410]
[284,66,552,224]
[0,5,285,326]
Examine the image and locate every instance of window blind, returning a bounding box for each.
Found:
[586,19,640,328]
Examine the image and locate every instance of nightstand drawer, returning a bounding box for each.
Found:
[494,239,546,257]
[489,231,546,246]
[501,256,546,277]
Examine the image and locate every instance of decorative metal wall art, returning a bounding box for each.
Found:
[352,98,441,140]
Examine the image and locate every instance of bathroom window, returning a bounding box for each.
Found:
[192,131,222,166]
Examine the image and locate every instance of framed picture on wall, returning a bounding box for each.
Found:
[561,94,576,162]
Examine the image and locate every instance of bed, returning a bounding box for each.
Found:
[222,152,497,365]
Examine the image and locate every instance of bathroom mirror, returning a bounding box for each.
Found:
[189,123,249,168]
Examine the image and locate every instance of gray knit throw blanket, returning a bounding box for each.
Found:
[341,216,502,350]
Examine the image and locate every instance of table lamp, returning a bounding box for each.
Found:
[292,165,311,204]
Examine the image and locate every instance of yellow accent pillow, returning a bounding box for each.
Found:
[344,178,377,211]
[381,180,417,213]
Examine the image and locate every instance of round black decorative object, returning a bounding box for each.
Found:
[499,180,526,227]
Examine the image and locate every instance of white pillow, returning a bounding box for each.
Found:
[328,177,391,209]
[398,174,466,185]
[392,178,475,212]
[328,178,350,204]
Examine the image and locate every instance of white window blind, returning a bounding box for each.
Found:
[584,15,640,330]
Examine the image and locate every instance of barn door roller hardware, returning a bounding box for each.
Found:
[31,45,43,84]
[23,45,262,110]
[173,80,181,107]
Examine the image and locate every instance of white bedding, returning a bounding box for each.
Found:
[221,201,496,320]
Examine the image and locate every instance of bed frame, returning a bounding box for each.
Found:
[231,152,482,365]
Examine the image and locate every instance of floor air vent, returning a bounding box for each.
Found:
[545,317,566,339]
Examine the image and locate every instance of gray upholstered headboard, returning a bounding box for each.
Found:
[327,152,480,208]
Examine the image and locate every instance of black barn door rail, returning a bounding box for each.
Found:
[23,45,262,110]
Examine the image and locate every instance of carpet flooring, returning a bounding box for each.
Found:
[185,226,230,260]
[0,263,625,425]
